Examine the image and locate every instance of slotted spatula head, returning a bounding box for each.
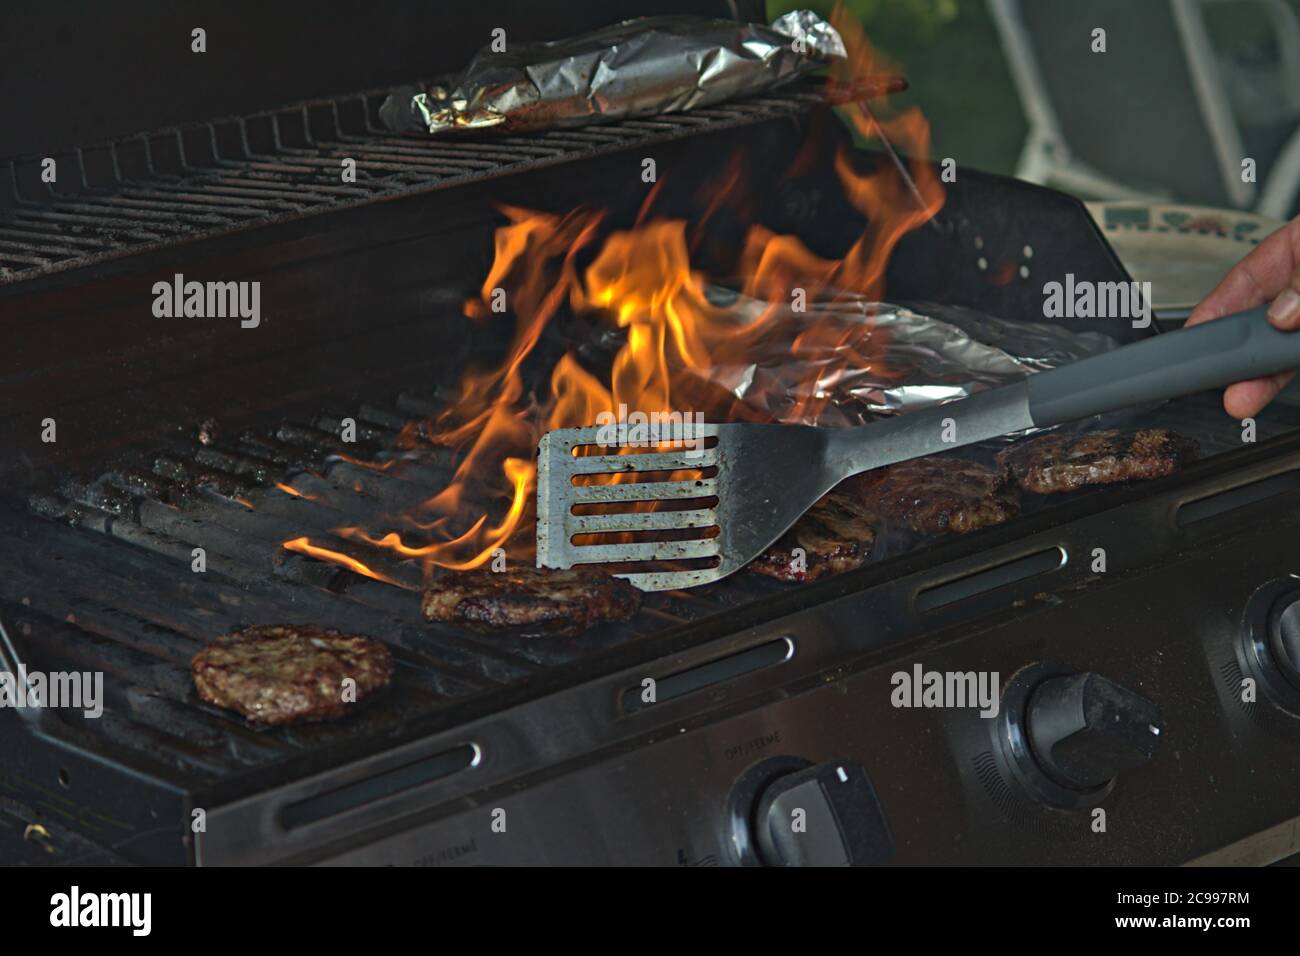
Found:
[536,422,838,591]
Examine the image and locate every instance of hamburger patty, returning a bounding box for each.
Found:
[748,491,877,583]
[997,428,1198,494]
[191,624,393,726]
[422,565,642,635]
[853,456,1020,535]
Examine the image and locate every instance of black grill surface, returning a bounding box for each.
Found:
[1,388,799,796]
[4,387,1296,801]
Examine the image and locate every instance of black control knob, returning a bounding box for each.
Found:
[750,760,893,867]
[1268,594,1300,690]
[1238,582,1300,712]
[1026,672,1163,790]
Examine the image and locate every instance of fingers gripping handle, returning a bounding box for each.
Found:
[1026,307,1300,427]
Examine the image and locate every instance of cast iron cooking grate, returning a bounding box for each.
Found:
[4,389,1295,791]
[0,82,836,287]
[0,390,791,789]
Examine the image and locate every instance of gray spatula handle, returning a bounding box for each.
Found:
[1026,307,1300,427]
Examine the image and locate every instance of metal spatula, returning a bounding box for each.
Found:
[538,307,1300,590]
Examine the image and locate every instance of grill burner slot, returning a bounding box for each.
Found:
[1176,469,1300,526]
[279,742,481,830]
[915,547,1067,612]
[620,637,794,714]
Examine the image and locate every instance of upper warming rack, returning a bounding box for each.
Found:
[0,83,835,288]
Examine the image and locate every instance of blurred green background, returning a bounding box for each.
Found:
[767,0,1300,182]
[768,0,1024,174]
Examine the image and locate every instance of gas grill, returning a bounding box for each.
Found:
[3,2,1300,867]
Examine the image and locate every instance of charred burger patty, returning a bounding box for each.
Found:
[853,456,1020,535]
[997,428,1198,494]
[748,491,877,583]
[191,624,393,726]
[422,565,642,635]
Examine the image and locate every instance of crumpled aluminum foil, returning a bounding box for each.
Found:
[694,291,1119,431]
[380,11,846,136]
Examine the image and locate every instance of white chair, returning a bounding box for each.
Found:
[989,0,1300,217]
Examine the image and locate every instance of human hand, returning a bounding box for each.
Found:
[1186,214,1300,418]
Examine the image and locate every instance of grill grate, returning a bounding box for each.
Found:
[0,83,832,286]
[5,389,1296,790]
[1,390,791,789]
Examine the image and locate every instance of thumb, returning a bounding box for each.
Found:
[1267,265,1300,330]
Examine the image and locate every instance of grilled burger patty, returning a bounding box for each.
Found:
[853,456,1020,535]
[422,565,642,635]
[191,624,393,726]
[997,428,1198,494]
[749,491,877,583]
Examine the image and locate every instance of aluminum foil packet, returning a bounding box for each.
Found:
[380,11,846,136]
[695,291,1119,432]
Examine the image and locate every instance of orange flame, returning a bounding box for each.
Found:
[275,481,321,501]
[282,537,404,586]
[335,457,534,571]
[283,5,944,579]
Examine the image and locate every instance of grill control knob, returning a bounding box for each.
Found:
[1269,595,1300,690]
[1026,672,1163,790]
[1238,582,1300,712]
[748,760,893,867]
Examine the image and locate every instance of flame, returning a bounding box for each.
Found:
[282,537,403,586]
[335,457,534,571]
[275,481,321,501]
[283,4,944,579]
